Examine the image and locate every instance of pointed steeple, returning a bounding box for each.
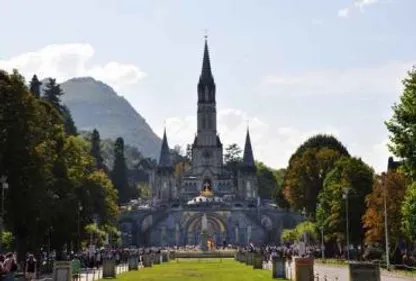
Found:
[200,37,214,83]
[158,128,172,168]
[243,128,255,168]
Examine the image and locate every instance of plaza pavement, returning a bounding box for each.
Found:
[314,264,414,281]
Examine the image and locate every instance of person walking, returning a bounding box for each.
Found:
[25,254,37,281]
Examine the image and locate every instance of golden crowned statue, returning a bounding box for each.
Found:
[200,181,213,197]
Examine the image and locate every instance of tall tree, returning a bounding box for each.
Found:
[291,134,350,162]
[43,78,77,135]
[283,147,343,217]
[61,105,78,136]
[90,129,105,171]
[29,74,42,98]
[401,182,416,241]
[363,171,408,246]
[0,70,62,258]
[111,137,130,204]
[43,78,63,109]
[385,66,416,179]
[316,157,373,247]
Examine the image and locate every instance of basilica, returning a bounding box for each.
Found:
[153,39,257,203]
[119,39,301,247]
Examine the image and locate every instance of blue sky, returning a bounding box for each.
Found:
[1,0,415,172]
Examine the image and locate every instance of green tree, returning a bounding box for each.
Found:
[90,129,105,171]
[256,162,277,199]
[316,157,373,247]
[83,170,119,226]
[43,78,63,109]
[255,162,289,208]
[137,183,152,200]
[111,137,131,204]
[385,67,416,179]
[29,74,41,98]
[224,143,243,188]
[0,70,62,257]
[43,78,77,135]
[281,228,298,244]
[0,70,119,257]
[284,147,343,217]
[291,134,350,161]
[224,143,242,165]
[401,182,416,241]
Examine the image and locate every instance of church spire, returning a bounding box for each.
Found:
[200,36,214,83]
[243,128,255,168]
[158,128,172,168]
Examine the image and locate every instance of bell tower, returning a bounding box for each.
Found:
[196,37,217,146]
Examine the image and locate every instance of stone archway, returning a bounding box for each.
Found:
[184,213,226,246]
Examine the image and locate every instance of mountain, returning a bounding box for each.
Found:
[60,77,161,160]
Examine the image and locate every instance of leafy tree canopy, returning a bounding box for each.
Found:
[316,156,373,245]
[401,182,416,241]
[363,171,408,245]
[283,147,344,216]
[385,67,416,179]
[291,134,350,162]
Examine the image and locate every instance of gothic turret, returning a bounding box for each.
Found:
[243,129,255,169]
[158,128,172,168]
[155,128,175,201]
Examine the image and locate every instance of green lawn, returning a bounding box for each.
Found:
[111,259,284,281]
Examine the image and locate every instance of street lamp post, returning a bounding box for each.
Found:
[380,172,390,269]
[342,187,350,262]
[321,226,325,260]
[301,208,307,245]
[77,204,82,252]
[0,176,9,253]
[317,202,325,260]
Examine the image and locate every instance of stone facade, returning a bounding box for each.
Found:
[120,39,302,247]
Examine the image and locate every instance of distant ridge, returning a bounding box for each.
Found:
[59,77,161,159]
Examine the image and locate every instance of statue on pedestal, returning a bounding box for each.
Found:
[200,213,208,251]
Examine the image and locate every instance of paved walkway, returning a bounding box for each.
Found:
[80,264,128,281]
[314,264,414,281]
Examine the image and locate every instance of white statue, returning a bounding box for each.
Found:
[201,213,208,231]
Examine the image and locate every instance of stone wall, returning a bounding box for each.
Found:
[120,205,303,247]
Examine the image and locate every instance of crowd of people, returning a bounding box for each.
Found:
[0,242,413,281]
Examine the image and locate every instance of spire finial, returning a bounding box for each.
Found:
[204,29,208,40]
[246,119,250,130]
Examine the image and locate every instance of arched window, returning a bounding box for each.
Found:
[246,181,251,198]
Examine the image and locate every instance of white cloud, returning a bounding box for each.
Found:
[338,8,350,18]
[161,108,345,169]
[354,0,379,10]
[0,43,147,90]
[263,60,415,96]
[338,0,380,18]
